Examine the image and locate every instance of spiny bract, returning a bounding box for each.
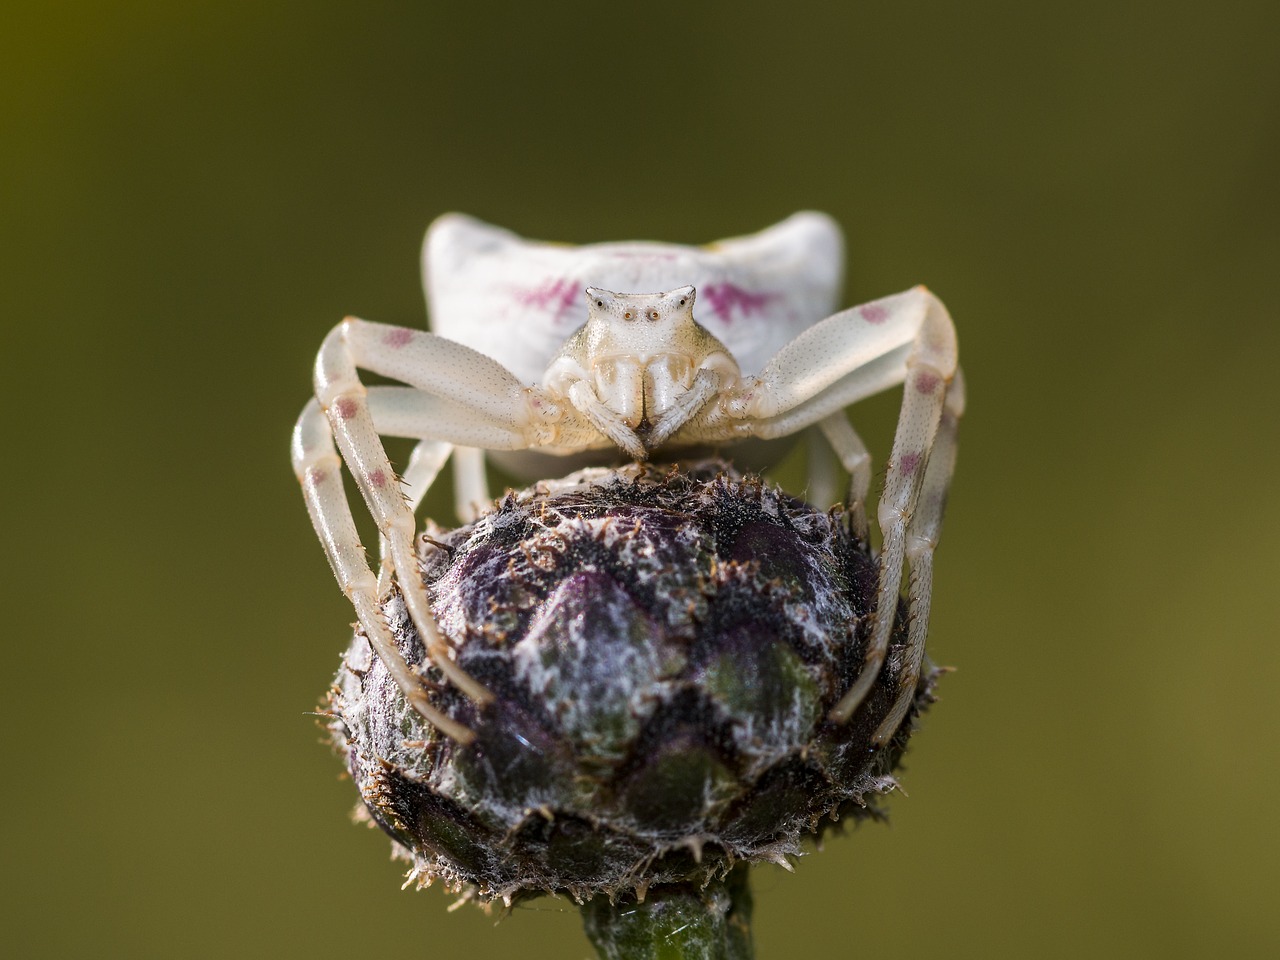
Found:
[327,461,938,906]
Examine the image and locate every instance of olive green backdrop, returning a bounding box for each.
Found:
[4,2,1277,957]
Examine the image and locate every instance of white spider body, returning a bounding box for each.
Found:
[292,213,964,747]
[425,212,843,387]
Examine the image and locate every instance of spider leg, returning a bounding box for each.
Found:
[872,368,964,743]
[291,401,473,743]
[299,319,561,739]
[363,387,527,582]
[806,425,840,514]
[816,411,873,539]
[363,387,536,586]
[375,439,452,596]
[451,447,490,523]
[402,439,454,515]
[727,287,960,727]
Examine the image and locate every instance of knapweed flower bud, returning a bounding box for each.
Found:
[326,461,937,906]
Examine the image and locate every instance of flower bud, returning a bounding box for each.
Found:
[327,461,937,906]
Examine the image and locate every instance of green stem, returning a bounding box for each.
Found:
[580,866,754,960]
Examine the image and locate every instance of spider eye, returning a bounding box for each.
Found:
[678,298,687,307]
[595,299,604,308]
[623,311,633,320]
[648,310,660,321]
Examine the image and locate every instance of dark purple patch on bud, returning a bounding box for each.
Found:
[327,461,939,906]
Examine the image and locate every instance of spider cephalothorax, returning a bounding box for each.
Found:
[542,286,742,459]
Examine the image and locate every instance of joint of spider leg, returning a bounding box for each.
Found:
[905,533,937,562]
[523,389,566,447]
[340,570,379,600]
[908,361,951,395]
[721,380,762,420]
[376,507,416,539]
[878,502,911,531]
[524,388,562,422]
[314,344,365,404]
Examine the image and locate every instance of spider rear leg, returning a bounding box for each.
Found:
[400,439,454,515]
[451,447,491,523]
[816,411,873,539]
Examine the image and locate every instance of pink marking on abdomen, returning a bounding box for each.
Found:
[859,304,889,325]
[513,277,580,324]
[700,283,778,324]
[383,327,413,349]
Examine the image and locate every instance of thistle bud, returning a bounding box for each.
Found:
[326,461,938,910]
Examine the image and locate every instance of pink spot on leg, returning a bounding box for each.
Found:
[898,452,921,476]
[700,283,778,324]
[332,397,359,420]
[383,327,413,349]
[308,468,327,486]
[859,304,889,324]
[369,469,387,489]
[914,372,941,395]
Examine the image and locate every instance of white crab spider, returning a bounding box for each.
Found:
[291,212,964,746]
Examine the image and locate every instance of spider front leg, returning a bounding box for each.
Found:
[872,367,964,744]
[728,287,962,741]
[293,318,561,741]
[374,438,452,597]
[292,401,473,743]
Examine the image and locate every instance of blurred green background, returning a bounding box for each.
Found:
[4,1,1278,957]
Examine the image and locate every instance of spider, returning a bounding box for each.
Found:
[291,212,964,746]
